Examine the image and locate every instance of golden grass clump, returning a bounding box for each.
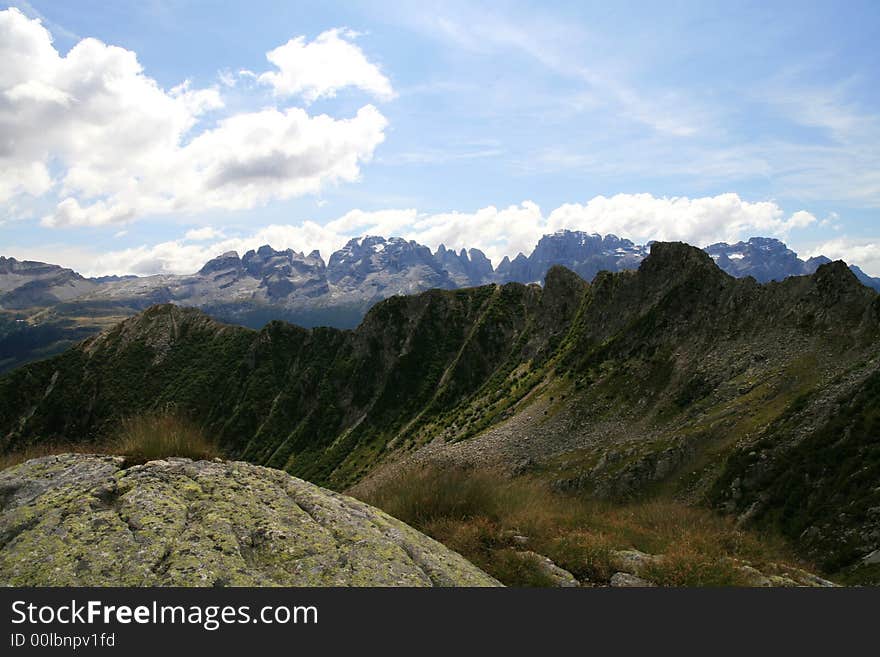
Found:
[357,464,812,587]
[111,410,220,465]
[0,409,220,470]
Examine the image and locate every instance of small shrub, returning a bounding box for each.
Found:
[640,543,749,587]
[423,516,503,559]
[112,410,220,465]
[363,465,502,526]
[489,549,561,587]
[541,531,617,583]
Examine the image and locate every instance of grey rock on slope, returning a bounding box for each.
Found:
[0,454,500,587]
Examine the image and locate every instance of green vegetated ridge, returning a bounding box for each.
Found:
[1,242,878,579]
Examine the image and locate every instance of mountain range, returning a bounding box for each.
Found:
[1,231,878,373]
[1,241,877,583]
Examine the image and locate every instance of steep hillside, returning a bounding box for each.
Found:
[1,242,878,578]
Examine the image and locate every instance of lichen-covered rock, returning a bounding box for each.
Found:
[610,572,655,587]
[515,551,579,587]
[611,549,662,573]
[0,454,501,587]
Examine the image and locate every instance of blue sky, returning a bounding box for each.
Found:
[2,0,879,274]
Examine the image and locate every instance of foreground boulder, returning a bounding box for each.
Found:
[0,455,500,586]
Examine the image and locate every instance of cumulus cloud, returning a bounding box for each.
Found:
[409,202,546,263]
[0,8,388,227]
[28,193,823,277]
[325,208,419,236]
[258,28,395,102]
[545,194,817,248]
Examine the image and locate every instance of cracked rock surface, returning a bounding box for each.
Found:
[0,454,500,587]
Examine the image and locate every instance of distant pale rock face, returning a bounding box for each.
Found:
[704,237,823,282]
[327,235,454,295]
[490,231,648,285]
[0,455,501,587]
[0,256,98,307]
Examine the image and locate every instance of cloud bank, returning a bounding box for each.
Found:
[0,9,390,227]
[17,193,821,277]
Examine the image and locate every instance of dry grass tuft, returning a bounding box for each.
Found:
[112,410,220,465]
[0,409,220,471]
[357,463,811,587]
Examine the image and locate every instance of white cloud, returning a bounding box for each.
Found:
[546,194,816,248]
[21,193,824,277]
[217,69,236,87]
[87,241,224,277]
[325,208,419,236]
[184,226,224,241]
[258,28,395,102]
[0,9,388,227]
[410,202,546,263]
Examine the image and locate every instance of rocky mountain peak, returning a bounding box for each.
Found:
[542,264,589,301]
[705,238,806,282]
[198,251,242,275]
[0,256,68,277]
[0,256,95,309]
[434,243,494,286]
[811,259,863,292]
[0,256,86,285]
[517,229,647,285]
[3,230,879,375]
[495,252,531,283]
[327,235,450,291]
[640,241,725,282]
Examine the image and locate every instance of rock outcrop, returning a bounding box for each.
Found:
[0,455,500,587]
